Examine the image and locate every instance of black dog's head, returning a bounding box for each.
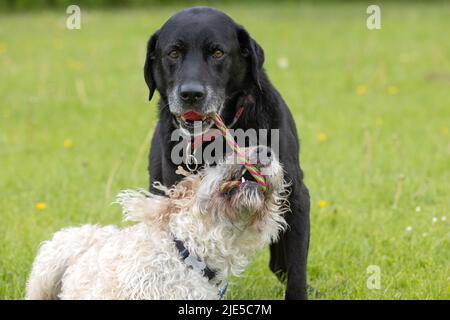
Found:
[144,7,264,133]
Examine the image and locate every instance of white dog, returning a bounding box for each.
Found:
[26,146,289,300]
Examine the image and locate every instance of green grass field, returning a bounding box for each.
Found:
[1,2,449,299]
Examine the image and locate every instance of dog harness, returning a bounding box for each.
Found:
[174,238,228,299]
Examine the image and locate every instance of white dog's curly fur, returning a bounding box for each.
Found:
[26,146,289,300]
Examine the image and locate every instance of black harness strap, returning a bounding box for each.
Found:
[174,239,216,281]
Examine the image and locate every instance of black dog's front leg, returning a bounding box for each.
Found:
[270,181,310,300]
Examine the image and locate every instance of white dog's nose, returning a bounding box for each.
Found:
[250,146,273,167]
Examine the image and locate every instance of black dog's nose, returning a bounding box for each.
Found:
[179,83,205,104]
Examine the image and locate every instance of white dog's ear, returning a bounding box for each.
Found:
[116,189,170,224]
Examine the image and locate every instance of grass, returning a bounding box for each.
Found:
[1,2,449,300]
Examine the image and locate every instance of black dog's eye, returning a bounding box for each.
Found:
[211,49,224,59]
[168,50,180,59]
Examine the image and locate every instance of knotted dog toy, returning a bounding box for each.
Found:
[210,113,268,193]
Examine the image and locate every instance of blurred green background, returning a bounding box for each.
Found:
[0,1,449,299]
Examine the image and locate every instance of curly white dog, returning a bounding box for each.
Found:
[26,146,288,300]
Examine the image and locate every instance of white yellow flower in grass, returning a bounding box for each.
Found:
[356,84,367,96]
[277,57,289,70]
[35,202,46,211]
[318,200,327,208]
[375,117,384,126]
[63,139,73,149]
[387,85,399,96]
[0,43,7,55]
[317,132,327,143]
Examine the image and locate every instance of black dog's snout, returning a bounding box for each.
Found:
[179,83,206,104]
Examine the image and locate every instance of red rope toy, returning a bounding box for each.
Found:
[210,113,267,193]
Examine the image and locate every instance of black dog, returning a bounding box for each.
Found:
[144,7,310,300]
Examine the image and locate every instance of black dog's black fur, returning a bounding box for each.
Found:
[144,7,310,300]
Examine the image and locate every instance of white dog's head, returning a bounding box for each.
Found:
[195,146,287,229]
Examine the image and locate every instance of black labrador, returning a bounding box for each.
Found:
[144,7,310,300]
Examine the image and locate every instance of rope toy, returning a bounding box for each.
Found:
[210,113,268,193]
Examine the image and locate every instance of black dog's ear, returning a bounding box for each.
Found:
[237,26,265,91]
[144,30,159,101]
